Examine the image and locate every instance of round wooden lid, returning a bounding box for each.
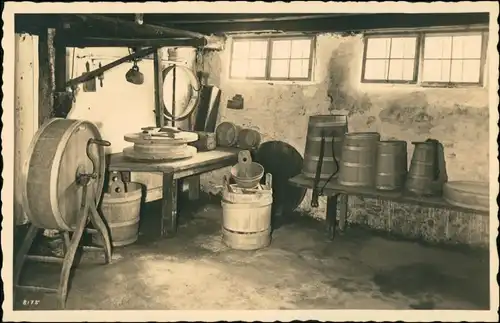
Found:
[123,145,197,162]
[443,181,489,212]
[124,128,198,145]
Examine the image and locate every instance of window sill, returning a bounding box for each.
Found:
[358,82,486,92]
[225,78,320,86]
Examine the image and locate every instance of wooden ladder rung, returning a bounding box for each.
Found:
[16,284,58,293]
[85,228,98,234]
[25,255,64,264]
[82,245,104,252]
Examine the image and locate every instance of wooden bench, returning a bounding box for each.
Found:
[289,174,489,241]
[108,148,240,238]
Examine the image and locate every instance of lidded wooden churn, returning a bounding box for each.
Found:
[405,139,447,196]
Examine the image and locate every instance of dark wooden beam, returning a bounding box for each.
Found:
[70,14,208,39]
[143,13,353,24]
[62,36,206,48]
[66,46,158,88]
[161,13,490,34]
[53,28,70,118]
[38,29,55,125]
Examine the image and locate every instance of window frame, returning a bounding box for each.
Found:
[228,35,316,82]
[361,30,488,88]
[360,33,421,85]
[419,31,487,87]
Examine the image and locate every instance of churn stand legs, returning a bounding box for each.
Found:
[14,188,111,309]
[14,174,112,309]
[325,194,349,240]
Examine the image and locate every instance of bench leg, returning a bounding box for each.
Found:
[326,195,338,241]
[338,194,348,233]
[162,173,178,238]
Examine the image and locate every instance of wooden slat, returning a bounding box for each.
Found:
[16,285,58,293]
[289,174,489,215]
[25,255,64,264]
[108,148,239,173]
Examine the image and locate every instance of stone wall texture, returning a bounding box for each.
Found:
[198,33,491,248]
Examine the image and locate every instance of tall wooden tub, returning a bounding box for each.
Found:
[221,184,273,250]
[338,132,381,187]
[375,140,408,191]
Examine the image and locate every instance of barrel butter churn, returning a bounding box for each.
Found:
[302,115,348,180]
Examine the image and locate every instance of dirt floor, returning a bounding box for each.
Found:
[14,195,490,311]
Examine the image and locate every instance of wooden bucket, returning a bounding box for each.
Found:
[216,122,240,147]
[237,128,262,150]
[221,174,273,250]
[21,118,106,231]
[93,182,142,247]
[338,132,380,187]
[302,115,348,179]
[375,140,408,191]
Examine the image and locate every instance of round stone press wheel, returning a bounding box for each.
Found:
[21,118,106,231]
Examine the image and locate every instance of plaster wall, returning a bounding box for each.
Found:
[199,33,491,247]
[14,33,39,225]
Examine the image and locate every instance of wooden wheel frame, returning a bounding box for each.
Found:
[15,118,112,309]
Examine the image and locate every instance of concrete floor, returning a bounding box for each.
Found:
[15,196,490,311]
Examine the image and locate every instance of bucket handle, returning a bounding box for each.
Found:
[238,150,252,164]
[425,138,441,181]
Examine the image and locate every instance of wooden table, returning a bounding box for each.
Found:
[109,148,239,238]
[289,174,488,241]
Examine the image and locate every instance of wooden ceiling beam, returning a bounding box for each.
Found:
[160,13,490,34]
[62,36,207,48]
[69,14,208,39]
[65,46,158,88]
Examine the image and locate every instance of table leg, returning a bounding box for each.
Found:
[162,172,178,238]
[326,195,338,241]
[338,194,348,233]
[186,175,201,201]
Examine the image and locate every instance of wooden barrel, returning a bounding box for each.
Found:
[302,115,348,179]
[221,189,273,250]
[93,182,142,247]
[405,141,439,196]
[237,128,262,150]
[216,122,240,147]
[21,118,106,231]
[443,181,489,212]
[338,132,380,187]
[375,140,408,191]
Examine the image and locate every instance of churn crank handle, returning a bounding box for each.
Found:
[311,132,326,208]
[85,139,111,178]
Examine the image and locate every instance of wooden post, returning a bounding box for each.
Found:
[153,49,164,127]
[53,28,70,118]
[38,29,55,125]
